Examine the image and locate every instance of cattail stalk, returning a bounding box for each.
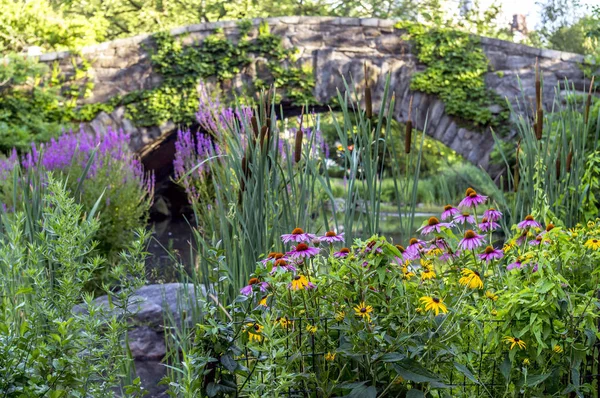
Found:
[514,141,520,192]
[566,147,573,173]
[536,108,543,140]
[405,96,413,154]
[585,76,595,125]
[364,63,372,119]
[535,59,543,141]
[555,157,561,179]
[294,128,303,163]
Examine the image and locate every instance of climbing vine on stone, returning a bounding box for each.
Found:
[396,21,509,133]
[126,21,317,127]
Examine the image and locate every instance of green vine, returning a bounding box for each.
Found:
[396,21,509,133]
[126,21,317,127]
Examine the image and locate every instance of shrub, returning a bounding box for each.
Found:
[0,128,153,256]
[0,176,147,396]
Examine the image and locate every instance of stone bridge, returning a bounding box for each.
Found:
[38,16,593,169]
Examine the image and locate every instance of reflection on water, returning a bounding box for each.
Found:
[146,216,195,283]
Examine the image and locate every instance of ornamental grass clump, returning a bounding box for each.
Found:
[164,189,600,397]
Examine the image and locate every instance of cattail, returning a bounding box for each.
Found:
[555,157,561,179]
[364,63,372,119]
[294,128,303,163]
[535,58,541,111]
[260,125,269,151]
[405,96,413,154]
[251,116,260,138]
[240,155,248,193]
[566,149,573,172]
[584,76,595,125]
[536,108,543,140]
[514,141,520,192]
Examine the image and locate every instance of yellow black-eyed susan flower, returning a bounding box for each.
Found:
[289,274,310,290]
[421,268,436,281]
[485,291,498,301]
[245,323,264,342]
[324,352,336,361]
[504,336,526,350]
[584,238,600,250]
[523,358,530,366]
[459,269,484,289]
[419,296,448,316]
[553,345,563,353]
[354,301,373,320]
[306,324,317,334]
[335,311,345,322]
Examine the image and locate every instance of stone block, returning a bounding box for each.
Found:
[187,23,207,32]
[169,25,188,36]
[360,18,380,27]
[334,17,361,26]
[378,19,395,28]
[540,48,563,59]
[505,55,536,70]
[279,16,300,24]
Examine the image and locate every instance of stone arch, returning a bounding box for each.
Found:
[36,16,593,169]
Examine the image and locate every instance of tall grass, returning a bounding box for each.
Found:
[483,76,600,229]
[180,76,428,299]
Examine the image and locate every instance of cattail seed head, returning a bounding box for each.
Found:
[405,120,412,154]
[566,150,573,172]
[555,158,561,179]
[260,125,269,149]
[251,116,260,138]
[536,108,543,140]
[294,128,303,163]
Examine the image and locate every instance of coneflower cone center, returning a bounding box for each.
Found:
[469,192,478,198]
[249,277,260,285]
[482,217,488,223]
[546,224,555,231]
[274,253,284,259]
[325,231,337,237]
[465,188,476,196]
[340,247,350,254]
[462,212,470,217]
[464,230,476,239]
[275,259,287,267]
[428,217,440,226]
[395,245,405,253]
[296,243,309,251]
[525,215,534,221]
[444,205,453,211]
[292,228,305,234]
[409,238,418,245]
[484,246,494,254]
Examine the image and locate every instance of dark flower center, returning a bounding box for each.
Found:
[254,324,260,331]
[536,236,542,241]
[481,217,488,223]
[409,238,418,245]
[360,307,367,313]
[274,259,287,267]
[267,252,278,258]
[465,188,475,196]
[340,247,350,254]
[464,230,476,239]
[292,228,305,235]
[484,246,494,254]
[395,245,405,253]
[473,270,480,277]
[294,275,301,281]
[469,192,478,198]
[546,223,555,231]
[462,212,470,217]
[525,215,534,221]
[274,253,284,259]
[428,217,440,226]
[248,277,260,285]
[444,205,453,211]
[296,243,309,251]
[514,338,520,342]
[432,297,440,303]
[594,240,598,243]
[326,231,337,237]
[488,208,496,212]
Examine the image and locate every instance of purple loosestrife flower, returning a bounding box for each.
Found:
[454,212,475,225]
[281,228,317,244]
[458,188,488,208]
[517,215,541,230]
[478,246,504,262]
[458,230,485,250]
[319,231,344,243]
[334,247,351,258]
[418,217,451,235]
[441,204,459,220]
[478,218,500,232]
[286,243,320,259]
[483,208,502,222]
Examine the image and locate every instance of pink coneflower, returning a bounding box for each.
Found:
[261,252,285,265]
[396,244,419,261]
[478,246,504,262]
[240,278,268,296]
[334,247,351,258]
[478,217,500,232]
[531,264,539,273]
[320,230,344,243]
[458,188,488,208]
[516,232,529,245]
[418,217,451,235]
[407,238,425,252]
[439,250,461,262]
[441,205,459,221]
[517,215,541,230]
[286,243,320,259]
[270,259,296,274]
[483,208,502,222]
[507,258,523,271]
[458,230,485,250]
[454,212,475,225]
[281,228,316,244]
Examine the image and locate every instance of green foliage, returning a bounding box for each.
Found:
[0,175,147,396]
[127,23,316,127]
[397,21,510,133]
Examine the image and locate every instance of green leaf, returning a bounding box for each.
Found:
[220,354,237,372]
[348,385,377,398]
[393,358,441,383]
[500,353,511,382]
[525,373,551,387]
[407,389,425,398]
[380,353,406,362]
[453,362,480,385]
